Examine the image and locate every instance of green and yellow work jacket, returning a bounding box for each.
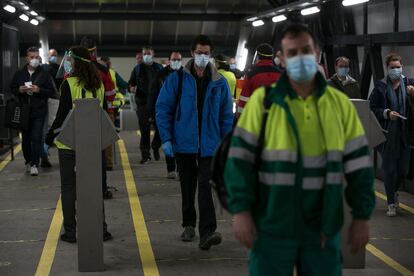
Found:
[55,77,105,150]
[224,72,375,238]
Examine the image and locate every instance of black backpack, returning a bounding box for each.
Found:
[210,86,273,211]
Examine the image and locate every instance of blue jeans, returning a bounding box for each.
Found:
[22,115,45,167]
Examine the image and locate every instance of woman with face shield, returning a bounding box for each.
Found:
[45,46,112,242]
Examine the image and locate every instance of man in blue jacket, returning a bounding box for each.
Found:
[156,35,233,250]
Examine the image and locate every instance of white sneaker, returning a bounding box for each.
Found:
[386,204,397,217]
[394,193,400,209]
[25,164,31,174]
[30,165,39,176]
[167,171,176,179]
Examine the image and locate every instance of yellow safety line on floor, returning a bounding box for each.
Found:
[366,243,414,276]
[35,198,63,276]
[118,139,160,276]
[0,144,22,172]
[375,191,414,214]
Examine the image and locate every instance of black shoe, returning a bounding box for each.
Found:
[40,160,52,168]
[153,149,160,161]
[103,231,112,241]
[60,233,77,243]
[106,166,113,171]
[140,157,151,164]
[103,190,113,200]
[199,232,222,250]
[181,226,196,242]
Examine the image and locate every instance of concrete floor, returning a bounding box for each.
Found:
[0,131,413,276]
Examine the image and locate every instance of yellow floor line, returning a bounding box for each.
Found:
[0,144,22,172]
[35,198,63,276]
[375,191,414,214]
[366,243,414,276]
[118,139,159,276]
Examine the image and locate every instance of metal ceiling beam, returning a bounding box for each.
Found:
[43,12,250,21]
[324,31,414,46]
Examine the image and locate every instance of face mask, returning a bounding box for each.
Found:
[274,57,281,66]
[388,68,402,80]
[49,56,57,64]
[194,54,210,69]
[63,60,73,75]
[286,54,318,83]
[143,55,153,64]
[29,58,40,68]
[170,60,182,70]
[229,64,237,70]
[337,67,349,78]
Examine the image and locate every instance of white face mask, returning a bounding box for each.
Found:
[143,54,153,64]
[29,58,40,68]
[170,60,182,70]
[194,54,210,69]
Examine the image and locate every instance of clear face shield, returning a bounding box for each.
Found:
[56,50,91,79]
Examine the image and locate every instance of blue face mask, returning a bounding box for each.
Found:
[337,67,349,78]
[49,56,57,64]
[229,64,237,70]
[388,68,402,80]
[286,54,318,83]
[63,60,73,75]
[170,60,182,70]
[143,54,153,64]
[194,54,210,69]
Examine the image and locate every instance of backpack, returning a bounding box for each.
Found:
[210,86,273,211]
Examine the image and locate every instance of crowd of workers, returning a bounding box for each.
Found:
[7,22,414,274]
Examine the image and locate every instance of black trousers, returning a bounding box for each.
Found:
[136,106,161,159]
[58,149,108,235]
[22,115,45,167]
[166,156,176,173]
[176,154,217,238]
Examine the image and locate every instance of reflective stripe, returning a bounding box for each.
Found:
[327,151,343,162]
[259,172,295,186]
[344,156,371,173]
[237,106,244,113]
[262,149,297,162]
[344,136,368,155]
[228,147,255,163]
[239,96,250,102]
[53,128,62,134]
[105,89,116,96]
[303,156,326,168]
[326,172,343,185]
[233,127,258,146]
[303,177,324,190]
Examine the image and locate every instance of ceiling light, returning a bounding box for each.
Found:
[342,0,370,6]
[246,16,259,22]
[3,4,16,13]
[23,5,29,10]
[30,19,39,25]
[19,14,29,21]
[272,15,287,23]
[30,10,38,16]
[300,6,320,16]
[252,20,265,27]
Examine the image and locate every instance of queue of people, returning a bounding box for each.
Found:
[6,22,413,274]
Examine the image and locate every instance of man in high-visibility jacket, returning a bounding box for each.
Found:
[225,23,375,275]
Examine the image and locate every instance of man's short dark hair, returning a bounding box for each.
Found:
[100,56,110,63]
[142,46,154,52]
[385,53,402,67]
[335,56,350,66]
[26,46,39,55]
[191,35,214,52]
[80,36,96,50]
[280,23,318,49]
[169,51,181,59]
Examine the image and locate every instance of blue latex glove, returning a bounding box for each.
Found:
[162,141,174,157]
[43,143,50,154]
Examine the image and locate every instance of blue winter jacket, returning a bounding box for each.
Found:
[156,60,234,157]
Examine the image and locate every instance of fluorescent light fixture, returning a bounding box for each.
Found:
[30,10,38,16]
[252,20,265,27]
[19,14,29,21]
[30,19,39,25]
[300,6,320,16]
[23,5,29,10]
[246,16,259,22]
[342,0,370,6]
[272,15,287,23]
[239,48,249,72]
[3,4,16,13]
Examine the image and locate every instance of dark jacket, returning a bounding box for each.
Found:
[327,74,361,99]
[10,65,54,118]
[43,63,63,91]
[128,62,163,107]
[156,60,233,157]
